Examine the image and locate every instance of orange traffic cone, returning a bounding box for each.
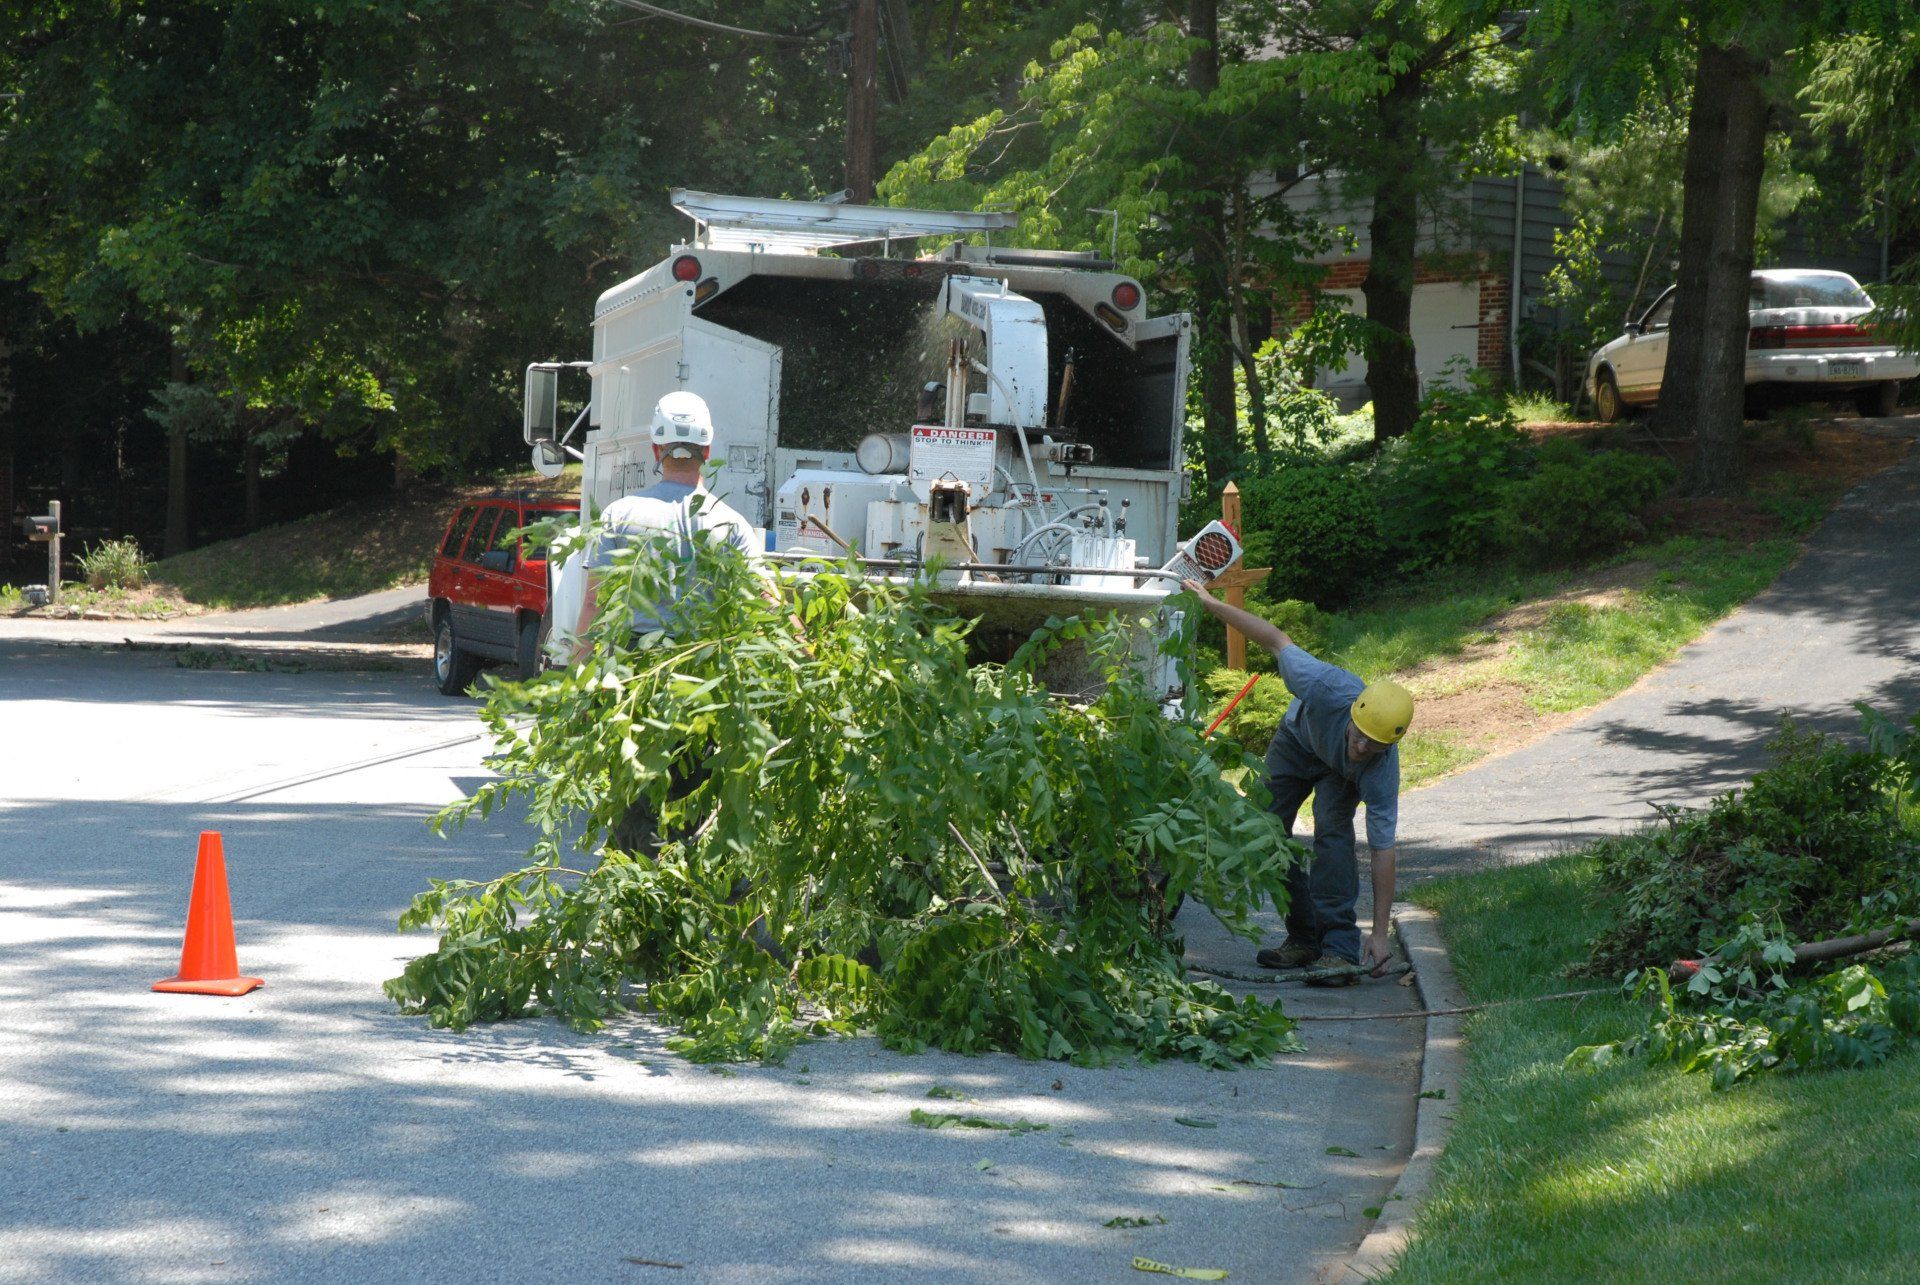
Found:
[152,831,264,996]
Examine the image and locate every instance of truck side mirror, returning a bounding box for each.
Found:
[523,365,559,444]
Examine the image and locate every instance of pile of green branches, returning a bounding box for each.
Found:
[386,534,1304,1067]
[1571,708,1920,1087]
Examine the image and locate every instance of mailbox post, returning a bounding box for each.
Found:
[22,500,61,604]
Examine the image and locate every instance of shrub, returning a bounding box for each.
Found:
[1377,374,1529,567]
[1202,665,1295,757]
[1239,463,1384,606]
[1498,439,1675,564]
[1570,709,1920,1087]
[77,537,151,590]
[1580,720,1920,979]
[1192,594,1333,677]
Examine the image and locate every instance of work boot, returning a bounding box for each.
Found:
[1302,954,1361,987]
[1255,939,1318,970]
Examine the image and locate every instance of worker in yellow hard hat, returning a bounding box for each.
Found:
[1184,578,1413,984]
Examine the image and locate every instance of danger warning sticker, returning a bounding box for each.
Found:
[908,425,997,492]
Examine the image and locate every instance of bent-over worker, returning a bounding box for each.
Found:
[1183,578,1414,986]
[573,390,760,855]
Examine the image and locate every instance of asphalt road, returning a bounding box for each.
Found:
[0,643,1420,1284]
[1400,421,1920,882]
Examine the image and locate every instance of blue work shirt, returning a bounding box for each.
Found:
[585,481,758,634]
[1271,643,1400,849]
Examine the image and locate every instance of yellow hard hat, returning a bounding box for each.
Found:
[1351,681,1414,745]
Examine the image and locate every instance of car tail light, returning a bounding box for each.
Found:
[1752,321,1875,350]
[1111,280,1142,311]
[671,254,701,282]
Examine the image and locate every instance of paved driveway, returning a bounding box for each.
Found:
[1401,422,1920,882]
[0,644,1419,1284]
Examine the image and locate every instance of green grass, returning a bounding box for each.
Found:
[150,467,579,610]
[1394,856,1920,1281]
[1507,390,1575,423]
[1506,536,1798,712]
[1203,536,1799,787]
[1,583,185,619]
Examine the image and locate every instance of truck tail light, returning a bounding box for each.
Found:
[1111,280,1142,311]
[671,254,701,282]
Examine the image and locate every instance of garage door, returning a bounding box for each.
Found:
[1313,280,1482,403]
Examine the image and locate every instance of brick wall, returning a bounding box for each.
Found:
[1286,255,1511,381]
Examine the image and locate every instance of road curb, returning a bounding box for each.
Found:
[1342,906,1469,1281]
[17,635,426,671]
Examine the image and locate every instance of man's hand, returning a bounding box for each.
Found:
[1362,932,1394,977]
[1181,576,1218,604]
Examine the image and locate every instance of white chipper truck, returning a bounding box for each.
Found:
[522,190,1241,696]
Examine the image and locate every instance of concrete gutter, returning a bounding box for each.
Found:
[1342,907,1469,1281]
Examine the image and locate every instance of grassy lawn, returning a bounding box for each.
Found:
[1205,534,1800,787]
[150,467,578,610]
[1392,856,1920,1281]
[0,582,190,619]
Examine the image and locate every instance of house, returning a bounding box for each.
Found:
[1272,164,1889,409]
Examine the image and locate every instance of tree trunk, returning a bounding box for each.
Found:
[1363,72,1424,441]
[164,341,190,557]
[1653,46,1733,445]
[1187,0,1238,488]
[1228,189,1271,472]
[1657,42,1770,494]
[845,0,879,203]
[243,439,262,531]
[1693,46,1769,494]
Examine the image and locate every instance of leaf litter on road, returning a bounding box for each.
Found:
[910,1108,1048,1132]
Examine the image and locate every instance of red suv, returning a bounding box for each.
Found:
[427,494,580,694]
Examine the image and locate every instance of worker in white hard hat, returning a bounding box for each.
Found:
[573,390,762,855]
[1184,578,1413,985]
[572,390,759,647]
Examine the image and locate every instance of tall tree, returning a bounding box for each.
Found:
[0,1,852,550]
[1534,1,1917,492]
[1807,32,1920,353]
[1273,0,1520,440]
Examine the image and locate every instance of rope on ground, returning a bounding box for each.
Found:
[1189,962,1411,986]
[1291,987,1615,1022]
[1187,962,1615,1019]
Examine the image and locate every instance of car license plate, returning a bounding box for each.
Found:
[1829,359,1865,377]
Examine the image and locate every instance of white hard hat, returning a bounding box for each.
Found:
[651,391,714,456]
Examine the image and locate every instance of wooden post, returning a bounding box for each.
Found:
[1221,482,1245,670]
[47,499,61,605]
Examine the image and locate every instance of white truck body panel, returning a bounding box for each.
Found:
[546,202,1196,693]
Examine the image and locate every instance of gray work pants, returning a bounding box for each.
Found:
[1263,722,1362,964]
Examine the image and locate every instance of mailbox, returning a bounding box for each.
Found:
[22,513,58,542]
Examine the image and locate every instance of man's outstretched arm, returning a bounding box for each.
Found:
[1182,577,1293,655]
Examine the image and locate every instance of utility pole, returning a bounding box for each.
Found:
[845,0,878,204]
